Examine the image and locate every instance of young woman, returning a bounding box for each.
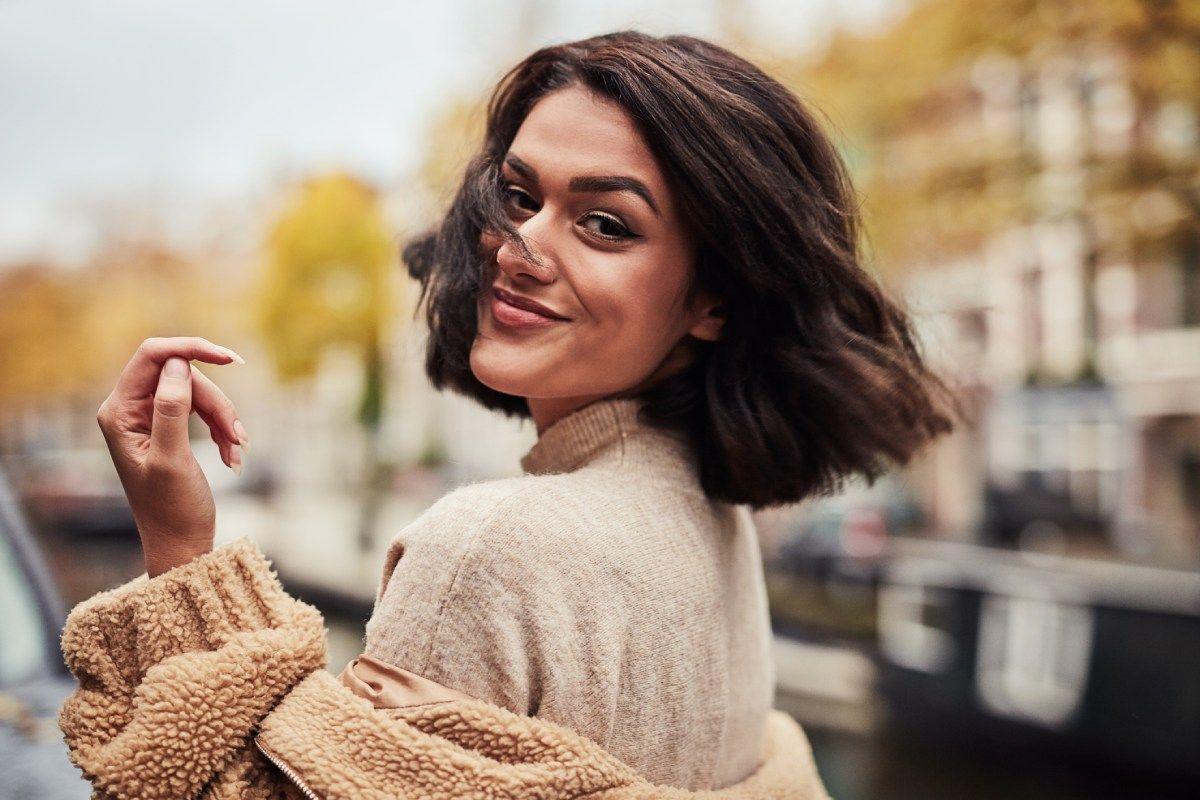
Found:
[61,30,962,799]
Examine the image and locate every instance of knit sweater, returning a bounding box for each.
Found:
[364,396,776,790]
[57,396,823,799]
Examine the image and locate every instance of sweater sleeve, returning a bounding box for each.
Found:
[57,537,327,800]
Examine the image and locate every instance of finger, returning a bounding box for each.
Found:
[113,337,244,406]
[149,357,194,459]
[190,366,246,449]
[193,383,244,475]
[196,405,232,469]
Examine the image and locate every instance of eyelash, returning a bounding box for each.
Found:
[502,185,639,242]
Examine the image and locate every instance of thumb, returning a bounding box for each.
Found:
[150,357,194,458]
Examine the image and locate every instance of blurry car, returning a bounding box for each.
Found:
[774,473,923,579]
[772,474,921,594]
[0,466,90,800]
[767,474,924,641]
[775,503,889,581]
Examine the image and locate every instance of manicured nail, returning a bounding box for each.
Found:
[233,419,251,454]
[230,444,244,476]
[222,348,246,365]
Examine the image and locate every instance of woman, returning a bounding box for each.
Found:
[60,30,962,799]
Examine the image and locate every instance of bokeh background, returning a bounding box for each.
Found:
[2,1,1198,798]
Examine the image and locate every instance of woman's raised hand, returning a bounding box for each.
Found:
[95,337,250,577]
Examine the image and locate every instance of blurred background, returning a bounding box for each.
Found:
[2,1,1198,798]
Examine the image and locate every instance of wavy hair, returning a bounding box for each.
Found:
[402,30,966,510]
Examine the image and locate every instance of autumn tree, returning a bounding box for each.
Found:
[256,172,397,549]
[0,242,222,454]
[760,0,1200,276]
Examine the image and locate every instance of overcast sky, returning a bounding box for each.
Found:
[0,0,895,262]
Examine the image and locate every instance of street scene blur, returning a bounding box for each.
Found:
[2,1,1197,798]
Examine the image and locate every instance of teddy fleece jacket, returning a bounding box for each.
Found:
[57,397,834,799]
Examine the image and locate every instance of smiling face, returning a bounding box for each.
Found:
[470,83,724,433]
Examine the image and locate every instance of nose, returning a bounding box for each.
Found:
[495,214,557,285]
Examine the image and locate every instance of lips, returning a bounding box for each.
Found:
[490,286,569,321]
[487,289,568,330]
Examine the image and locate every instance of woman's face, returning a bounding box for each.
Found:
[470,83,723,422]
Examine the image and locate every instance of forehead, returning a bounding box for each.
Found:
[508,85,666,192]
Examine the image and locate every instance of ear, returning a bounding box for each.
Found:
[687,291,726,343]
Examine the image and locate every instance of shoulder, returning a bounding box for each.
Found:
[378,470,658,602]
[379,475,562,577]
[423,476,543,525]
[410,474,627,582]
[414,472,617,542]
[401,476,556,557]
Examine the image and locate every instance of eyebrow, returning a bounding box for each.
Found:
[503,153,661,217]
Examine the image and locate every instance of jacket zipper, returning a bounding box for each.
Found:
[254,736,323,800]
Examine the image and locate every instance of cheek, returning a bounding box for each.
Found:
[581,277,685,362]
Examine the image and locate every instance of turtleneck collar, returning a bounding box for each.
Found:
[519,396,699,484]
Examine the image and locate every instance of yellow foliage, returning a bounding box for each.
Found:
[762,0,1200,274]
[255,172,397,384]
[0,265,87,404]
[0,245,224,414]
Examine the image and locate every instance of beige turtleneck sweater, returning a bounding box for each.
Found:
[363,396,776,791]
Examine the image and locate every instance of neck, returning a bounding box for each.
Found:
[526,338,705,436]
[519,394,700,482]
[526,394,619,437]
[525,358,692,437]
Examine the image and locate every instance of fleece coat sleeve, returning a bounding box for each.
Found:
[56,537,328,800]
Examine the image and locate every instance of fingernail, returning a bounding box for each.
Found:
[222,348,246,365]
[233,419,251,454]
[230,444,244,476]
[164,357,190,378]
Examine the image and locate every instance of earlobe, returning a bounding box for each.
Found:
[688,300,725,342]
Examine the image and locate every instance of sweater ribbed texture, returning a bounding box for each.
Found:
[57,539,329,799]
[364,396,776,791]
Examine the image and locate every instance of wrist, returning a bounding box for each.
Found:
[142,536,214,578]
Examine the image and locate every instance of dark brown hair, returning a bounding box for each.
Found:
[403,30,966,510]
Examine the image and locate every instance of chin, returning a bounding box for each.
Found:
[469,338,544,398]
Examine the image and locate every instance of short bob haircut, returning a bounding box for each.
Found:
[403,30,966,510]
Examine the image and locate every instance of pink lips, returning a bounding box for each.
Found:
[488,287,568,330]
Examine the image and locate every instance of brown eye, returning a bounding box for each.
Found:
[503,185,537,213]
[580,212,637,241]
